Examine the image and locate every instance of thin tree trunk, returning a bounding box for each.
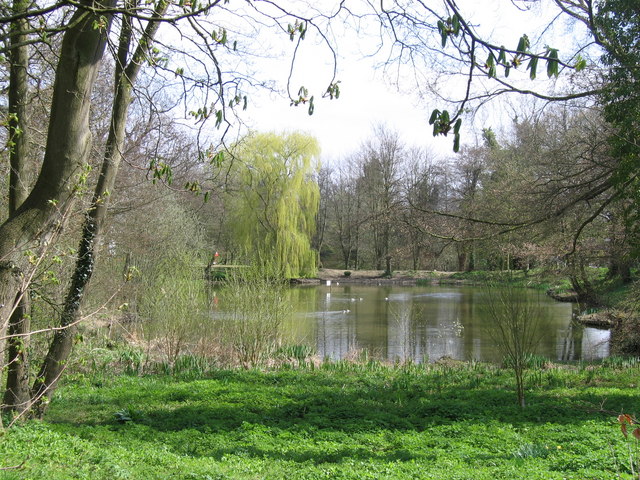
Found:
[3,292,31,413]
[2,0,31,414]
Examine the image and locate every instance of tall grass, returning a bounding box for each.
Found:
[213,265,292,367]
[135,251,211,366]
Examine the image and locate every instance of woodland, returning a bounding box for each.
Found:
[0,0,639,430]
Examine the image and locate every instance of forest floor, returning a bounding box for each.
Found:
[1,360,640,479]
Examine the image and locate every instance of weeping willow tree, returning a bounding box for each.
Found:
[226,132,320,278]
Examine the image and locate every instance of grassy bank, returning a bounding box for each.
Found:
[441,269,572,292]
[2,361,640,479]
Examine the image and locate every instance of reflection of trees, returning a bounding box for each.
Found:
[558,320,583,361]
[423,292,466,362]
[387,297,415,362]
[315,287,358,361]
[557,320,611,361]
[304,285,605,363]
[354,287,391,359]
[581,327,610,361]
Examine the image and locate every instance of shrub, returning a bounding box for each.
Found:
[136,251,210,365]
[482,284,548,408]
[215,266,291,367]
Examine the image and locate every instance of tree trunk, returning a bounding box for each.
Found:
[457,251,467,272]
[0,0,115,414]
[3,291,31,413]
[608,256,632,284]
[2,0,31,414]
[568,257,596,305]
[31,0,168,417]
[7,0,29,214]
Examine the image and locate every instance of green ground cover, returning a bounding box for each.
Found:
[442,269,574,292]
[1,361,640,479]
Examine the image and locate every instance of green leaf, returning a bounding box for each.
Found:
[454,118,462,134]
[212,151,224,166]
[546,48,559,78]
[527,56,538,80]
[486,52,495,67]
[498,47,506,65]
[429,109,440,125]
[453,133,460,152]
[504,65,511,77]
[438,20,448,48]
[516,34,530,54]
[451,14,460,35]
[308,96,315,115]
[486,52,496,78]
[575,55,587,72]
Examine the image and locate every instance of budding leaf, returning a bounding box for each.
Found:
[308,96,315,115]
[527,56,538,80]
[454,118,462,134]
[451,14,460,35]
[498,47,506,65]
[546,48,559,78]
[429,109,440,125]
[516,34,530,54]
[486,52,496,78]
[438,21,448,48]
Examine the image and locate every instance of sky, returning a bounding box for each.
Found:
[247,58,452,162]
[238,0,586,164]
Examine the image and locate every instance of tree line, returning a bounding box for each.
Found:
[308,105,632,291]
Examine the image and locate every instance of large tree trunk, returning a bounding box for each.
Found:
[0,0,115,413]
[31,0,168,417]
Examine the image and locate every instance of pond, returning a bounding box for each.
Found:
[280,284,609,363]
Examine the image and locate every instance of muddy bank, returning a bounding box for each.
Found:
[547,289,579,302]
[575,310,622,328]
[291,269,454,285]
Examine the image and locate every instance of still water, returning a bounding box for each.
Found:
[282,284,609,363]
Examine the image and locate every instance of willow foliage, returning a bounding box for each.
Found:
[227,132,320,278]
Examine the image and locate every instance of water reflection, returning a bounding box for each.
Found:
[284,284,610,363]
